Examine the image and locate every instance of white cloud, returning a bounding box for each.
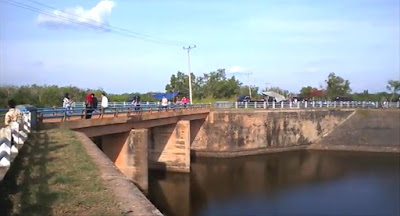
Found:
[37,0,115,30]
[229,66,248,73]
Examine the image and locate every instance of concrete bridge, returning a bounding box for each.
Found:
[40,106,211,191]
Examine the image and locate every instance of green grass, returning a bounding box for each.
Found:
[0,129,122,216]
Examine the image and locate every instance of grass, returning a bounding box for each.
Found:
[0,129,122,216]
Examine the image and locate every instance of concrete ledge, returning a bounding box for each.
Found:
[308,144,400,153]
[74,131,162,216]
[191,145,308,158]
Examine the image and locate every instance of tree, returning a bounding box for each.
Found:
[325,73,351,99]
[386,80,400,101]
[300,86,313,99]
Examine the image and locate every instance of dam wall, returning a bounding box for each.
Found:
[191,109,354,157]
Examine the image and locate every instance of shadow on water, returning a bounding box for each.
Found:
[148,150,400,216]
[0,131,67,216]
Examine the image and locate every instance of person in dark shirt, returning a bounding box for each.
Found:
[91,93,98,110]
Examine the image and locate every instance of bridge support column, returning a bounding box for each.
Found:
[101,129,148,191]
[149,120,190,173]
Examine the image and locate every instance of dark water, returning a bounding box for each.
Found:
[148,150,400,216]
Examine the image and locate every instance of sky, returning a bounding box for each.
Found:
[0,0,399,94]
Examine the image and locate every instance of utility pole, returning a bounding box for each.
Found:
[245,72,253,98]
[183,45,196,104]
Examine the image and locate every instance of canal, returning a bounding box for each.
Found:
[148,150,400,216]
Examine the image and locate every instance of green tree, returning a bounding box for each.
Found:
[325,73,351,99]
[299,86,314,99]
[387,80,400,101]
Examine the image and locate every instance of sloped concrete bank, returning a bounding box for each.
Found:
[310,109,400,153]
[191,109,400,157]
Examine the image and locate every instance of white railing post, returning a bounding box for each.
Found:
[397,101,400,108]
[305,101,308,108]
[235,102,238,109]
[297,102,300,108]
[334,101,336,108]
[0,127,11,167]
[312,101,315,108]
[281,101,284,108]
[289,101,292,108]
[320,101,323,108]
[272,101,275,109]
[263,102,266,109]
[376,101,378,108]
[123,101,126,106]
[340,101,343,108]
[362,101,365,108]
[347,101,350,108]
[254,101,257,108]
[245,102,248,109]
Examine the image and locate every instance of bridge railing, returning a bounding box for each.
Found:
[0,106,32,169]
[215,101,400,110]
[36,103,211,122]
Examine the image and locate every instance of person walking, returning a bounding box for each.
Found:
[85,93,93,119]
[100,92,108,116]
[63,93,72,117]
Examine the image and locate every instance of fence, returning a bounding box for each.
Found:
[36,103,211,122]
[0,106,32,168]
[215,101,400,110]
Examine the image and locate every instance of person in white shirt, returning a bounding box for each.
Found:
[63,93,71,108]
[161,96,168,110]
[100,92,109,116]
[63,93,72,117]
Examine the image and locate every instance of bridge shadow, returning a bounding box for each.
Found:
[0,131,66,215]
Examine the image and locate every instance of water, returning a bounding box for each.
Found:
[148,150,400,216]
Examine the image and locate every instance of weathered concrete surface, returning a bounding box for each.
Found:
[75,132,162,216]
[149,120,191,172]
[100,130,149,191]
[191,110,354,157]
[310,110,400,152]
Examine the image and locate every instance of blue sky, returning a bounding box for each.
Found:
[0,0,399,94]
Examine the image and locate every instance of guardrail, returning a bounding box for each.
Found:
[36,103,211,122]
[215,101,400,109]
[0,107,32,168]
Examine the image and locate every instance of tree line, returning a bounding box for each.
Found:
[0,70,399,108]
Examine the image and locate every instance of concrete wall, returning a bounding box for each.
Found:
[148,120,190,172]
[312,110,400,152]
[100,129,148,191]
[191,110,353,156]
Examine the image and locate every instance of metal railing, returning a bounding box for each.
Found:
[36,103,211,122]
[215,101,400,110]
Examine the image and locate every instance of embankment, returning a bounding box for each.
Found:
[191,109,354,157]
[310,109,400,152]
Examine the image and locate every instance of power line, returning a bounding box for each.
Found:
[25,0,184,45]
[0,0,187,46]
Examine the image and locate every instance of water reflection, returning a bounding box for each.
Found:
[148,150,400,216]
